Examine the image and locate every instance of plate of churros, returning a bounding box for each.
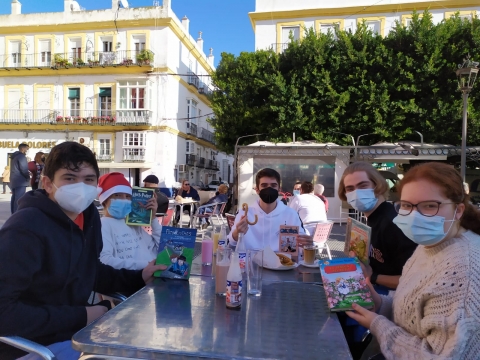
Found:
[262,247,298,270]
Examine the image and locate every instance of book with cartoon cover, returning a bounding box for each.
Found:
[344,218,371,265]
[154,226,197,280]
[278,225,299,255]
[320,257,374,312]
[126,187,154,226]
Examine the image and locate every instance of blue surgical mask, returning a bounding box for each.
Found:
[293,190,301,196]
[346,189,377,212]
[392,209,457,246]
[108,199,132,219]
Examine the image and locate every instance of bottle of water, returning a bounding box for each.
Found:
[236,232,246,273]
[226,251,242,309]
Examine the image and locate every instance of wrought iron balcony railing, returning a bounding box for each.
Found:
[271,43,290,53]
[0,109,152,125]
[186,122,198,136]
[186,154,196,166]
[93,148,113,162]
[187,71,200,89]
[196,156,205,168]
[0,50,154,69]
[212,160,219,170]
[199,127,215,144]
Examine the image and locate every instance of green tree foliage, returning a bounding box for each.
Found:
[211,12,480,153]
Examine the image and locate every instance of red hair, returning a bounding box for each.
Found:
[398,162,480,235]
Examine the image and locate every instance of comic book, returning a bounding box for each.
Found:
[126,187,154,226]
[154,226,197,280]
[344,218,371,265]
[320,257,374,312]
[278,225,299,256]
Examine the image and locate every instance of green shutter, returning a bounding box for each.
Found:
[68,88,80,99]
[99,87,111,97]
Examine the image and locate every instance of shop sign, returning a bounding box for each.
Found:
[0,141,57,149]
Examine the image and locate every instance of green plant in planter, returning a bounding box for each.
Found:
[136,50,154,65]
[76,58,85,66]
[53,54,68,67]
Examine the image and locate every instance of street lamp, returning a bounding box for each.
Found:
[332,131,375,160]
[233,133,265,212]
[456,56,479,181]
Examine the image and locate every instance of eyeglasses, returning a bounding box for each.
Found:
[393,200,457,217]
[184,183,190,186]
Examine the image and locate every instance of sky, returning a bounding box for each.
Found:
[0,0,256,66]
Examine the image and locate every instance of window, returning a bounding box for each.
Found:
[99,39,114,65]
[133,35,146,58]
[39,40,51,66]
[366,21,381,34]
[187,99,198,124]
[186,140,193,153]
[10,41,22,67]
[282,26,300,43]
[123,132,146,147]
[103,41,112,52]
[99,87,112,116]
[118,81,147,110]
[68,88,80,116]
[98,138,111,160]
[69,39,82,63]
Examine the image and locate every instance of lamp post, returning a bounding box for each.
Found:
[233,133,265,212]
[332,131,375,161]
[456,56,479,181]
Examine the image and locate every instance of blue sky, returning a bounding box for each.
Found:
[0,0,256,66]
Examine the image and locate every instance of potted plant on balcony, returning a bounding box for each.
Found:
[53,54,68,68]
[75,58,85,67]
[56,115,64,123]
[122,58,133,66]
[88,59,100,67]
[136,50,154,65]
[90,116,99,124]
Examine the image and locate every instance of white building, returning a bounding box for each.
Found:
[0,0,233,191]
[250,0,479,52]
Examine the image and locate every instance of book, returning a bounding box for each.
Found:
[344,218,371,265]
[312,221,334,244]
[278,225,299,255]
[154,226,197,280]
[320,257,374,312]
[126,187,155,226]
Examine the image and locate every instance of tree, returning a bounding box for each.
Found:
[211,12,480,153]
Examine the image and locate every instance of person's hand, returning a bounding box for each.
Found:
[145,197,158,218]
[234,215,249,238]
[349,251,373,278]
[142,259,167,284]
[346,303,379,329]
[85,305,108,325]
[297,235,314,247]
[365,277,382,311]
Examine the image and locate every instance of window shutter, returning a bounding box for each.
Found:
[99,88,111,97]
[68,88,80,99]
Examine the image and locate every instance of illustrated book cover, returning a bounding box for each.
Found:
[344,218,371,265]
[154,226,197,280]
[320,257,374,312]
[279,225,299,255]
[126,187,154,226]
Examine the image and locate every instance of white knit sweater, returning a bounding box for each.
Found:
[370,230,480,359]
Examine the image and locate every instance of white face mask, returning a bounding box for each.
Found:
[53,182,98,214]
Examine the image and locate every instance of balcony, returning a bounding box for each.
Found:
[198,82,213,97]
[196,156,206,168]
[94,148,113,162]
[186,154,196,166]
[186,122,198,136]
[212,160,219,170]
[0,50,154,70]
[199,127,215,144]
[123,148,146,162]
[187,71,200,89]
[0,109,152,125]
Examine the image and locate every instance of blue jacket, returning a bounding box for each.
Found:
[0,190,145,359]
[9,151,30,188]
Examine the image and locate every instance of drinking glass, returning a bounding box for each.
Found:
[247,249,263,296]
[303,245,318,265]
[215,248,232,296]
[213,226,222,255]
[201,236,214,266]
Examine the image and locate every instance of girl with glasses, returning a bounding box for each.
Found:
[347,162,480,359]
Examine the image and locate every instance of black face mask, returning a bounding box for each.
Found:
[259,187,279,204]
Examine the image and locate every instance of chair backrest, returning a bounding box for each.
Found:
[225,213,236,231]
[162,208,175,226]
[0,336,57,360]
[304,220,334,244]
[143,226,152,235]
[217,202,227,215]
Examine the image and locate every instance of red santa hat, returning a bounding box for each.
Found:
[98,172,132,203]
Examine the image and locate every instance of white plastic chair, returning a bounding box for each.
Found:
[304,220,334,260]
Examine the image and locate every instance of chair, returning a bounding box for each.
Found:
[304,221,333,260]
[192,203,218,229]
[161,208,175,226]
[0,336,57,360]
[214,202,227,224]
[98,292,128,308]
[225,213,236,232]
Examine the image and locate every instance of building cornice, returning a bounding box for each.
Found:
[248,0,479,30]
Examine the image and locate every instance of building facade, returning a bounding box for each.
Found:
[250,0,479,52]
[0,0,233,189]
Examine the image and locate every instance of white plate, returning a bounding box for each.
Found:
[299,259,320,268]
[263,262,299,271]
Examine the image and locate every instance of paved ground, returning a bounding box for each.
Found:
[0,192,12,229]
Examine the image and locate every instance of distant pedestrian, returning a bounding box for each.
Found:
[9,143,30,214]
[28,152,45,190]
[2,166,10,194]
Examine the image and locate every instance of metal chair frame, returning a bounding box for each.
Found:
[0,336,57,360]
[192,203,219,229]
[214,202,227,224]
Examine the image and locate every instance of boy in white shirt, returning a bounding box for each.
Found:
[98,172,161,270]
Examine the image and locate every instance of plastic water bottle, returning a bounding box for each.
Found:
[226,251,242,309]
[236,233,246,273]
